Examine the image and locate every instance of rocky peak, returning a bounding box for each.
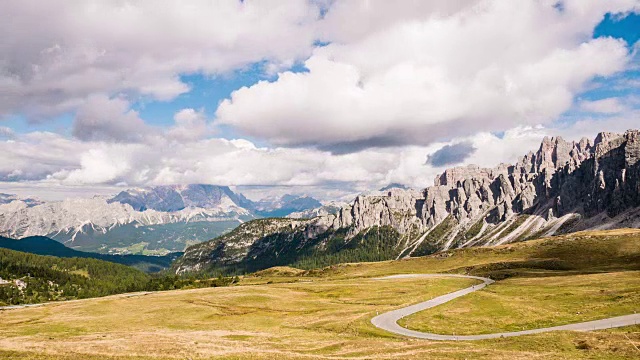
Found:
[332,129,640,239]
[624,130,640,168]
[594,131,623,147]
[177,129,640,275]
[434,164,510,187]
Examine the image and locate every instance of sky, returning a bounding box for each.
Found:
[1,0,640,201]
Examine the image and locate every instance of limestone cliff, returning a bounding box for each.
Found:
[176,130,640,274]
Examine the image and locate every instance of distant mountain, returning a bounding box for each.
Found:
[0,185,322,254]
[109,185,322,217]
[287,202,343,219]
[0,195,246,254]
[252,194,322,217]
[0,235,180,273]
[175,129,640,275]
[109,184,254,212]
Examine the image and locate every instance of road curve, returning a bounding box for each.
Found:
[370,274,640,340]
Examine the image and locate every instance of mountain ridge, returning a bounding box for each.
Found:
[0,186,322,254]
[175,129,640,274]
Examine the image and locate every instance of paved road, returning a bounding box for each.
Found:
[370,274,640,340]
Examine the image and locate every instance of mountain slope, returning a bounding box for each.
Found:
[172,218,404,274]
[176,129,640,274]
[108,184,255,212]
[0,185,322,254]
[0,247,151,305]
[0,196,245,254]
[0,236,180,273]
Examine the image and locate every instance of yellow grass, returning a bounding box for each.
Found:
[1,229,640,359]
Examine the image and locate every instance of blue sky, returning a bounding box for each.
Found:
[583,11,640,100]
[1,1,639,200]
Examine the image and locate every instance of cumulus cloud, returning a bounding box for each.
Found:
[0,132,90,181]
[2,1,640,200]
[0,0,320,119]
[0,127,14,139]
[579,97,628,114]
[72,95,153,142]
[553,109,640,139]
[167,108,211,142]
[0,122,607,193]
[217,0,636,151]
[426,142,476,167]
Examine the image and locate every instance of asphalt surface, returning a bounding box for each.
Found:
[370,274,640,340]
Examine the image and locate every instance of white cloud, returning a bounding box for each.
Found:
[0,125,560,188]
[0,132,89,181]
[0,127,14,139]
[72,95,153,142]
[0,0,320,118]
[1,119,638,201]
[217,0,636,150]
[2,1,640,201]
[553,109,640,139]
[579,97,628,114]
[167,108,211,142]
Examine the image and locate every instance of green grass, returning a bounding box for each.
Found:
[118,242,148,255]
[465,218,485,239]
[399,271,640,334]
[0,277,479,359]
[1,229,640,359]
[413,216,457,256]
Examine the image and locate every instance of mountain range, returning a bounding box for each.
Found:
[174,129,640,274]
[0,185,323,254]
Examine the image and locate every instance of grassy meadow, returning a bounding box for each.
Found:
[1,229,639,359]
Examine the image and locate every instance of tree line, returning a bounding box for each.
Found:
[0,248,237,306]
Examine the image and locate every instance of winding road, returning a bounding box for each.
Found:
[370,274,640,340]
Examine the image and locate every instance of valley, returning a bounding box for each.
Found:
[0,236,181,273]
[0,186,325,255]
[3,3,640,360]
[1,229,639,359]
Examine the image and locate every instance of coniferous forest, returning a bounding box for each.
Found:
[0,248,236,306]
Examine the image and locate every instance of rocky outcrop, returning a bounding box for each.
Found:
[177,130,640,274]
[173,218,311,274]
[309,188,424,235]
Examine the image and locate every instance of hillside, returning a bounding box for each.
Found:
[173,218,405,274]
[0,236,181,273]
[0,247,237,306]
[2,229,639,359]
[176,130,640,275]
[0,247,151,306]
